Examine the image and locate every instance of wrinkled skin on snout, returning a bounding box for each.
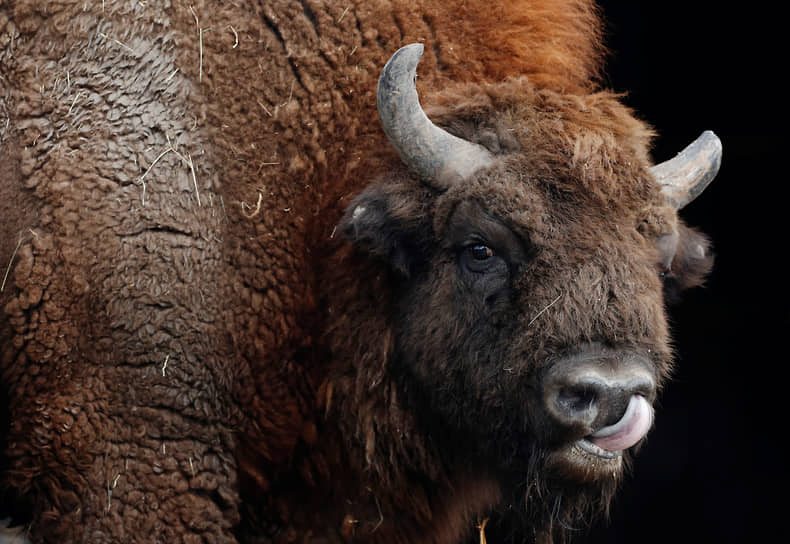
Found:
[341,71,714,528]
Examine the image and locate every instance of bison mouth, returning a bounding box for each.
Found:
[547,395,654,480]
[577,394,653,458]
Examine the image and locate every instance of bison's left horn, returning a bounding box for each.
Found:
[377,43,493,187]
[651,130,722,209]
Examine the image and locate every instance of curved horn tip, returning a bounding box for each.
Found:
[383,43,425,72]
[376,43,494,185]
[376,43,425,122]
[652,130,722,209]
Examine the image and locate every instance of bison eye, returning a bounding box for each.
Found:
[460,243,504,275]
[469,244,495,261]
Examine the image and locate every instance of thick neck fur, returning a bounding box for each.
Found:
[294,248,502,543]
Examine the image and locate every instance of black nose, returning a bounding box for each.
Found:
[542,348,656,434]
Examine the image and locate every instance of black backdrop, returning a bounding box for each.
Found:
[583,2,785,542]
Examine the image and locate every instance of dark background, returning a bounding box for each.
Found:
[585,2,784,542]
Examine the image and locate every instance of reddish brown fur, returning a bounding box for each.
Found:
[0,1,712,543]
[315,82,679,542]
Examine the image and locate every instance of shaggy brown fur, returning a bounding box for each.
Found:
[0,1,713,543]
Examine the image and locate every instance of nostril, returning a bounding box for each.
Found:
[557,386,597,414]
[552,384,600,426]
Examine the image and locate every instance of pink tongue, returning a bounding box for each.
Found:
[589,395,653,452]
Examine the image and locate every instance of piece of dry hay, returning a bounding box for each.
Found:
[478,518,489,544]
[240,192,263,219]
[1,231,27,293]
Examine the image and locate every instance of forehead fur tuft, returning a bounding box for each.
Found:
[425,78,660,219]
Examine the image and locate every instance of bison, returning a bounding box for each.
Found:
[0,1,720,542]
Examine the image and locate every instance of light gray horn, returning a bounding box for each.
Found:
[377,43,493,187]
[651,130,722,209]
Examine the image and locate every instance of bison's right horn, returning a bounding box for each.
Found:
[651,130,722,209]
[377,43,493,187]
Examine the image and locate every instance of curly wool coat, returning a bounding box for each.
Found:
[0,1,713,542]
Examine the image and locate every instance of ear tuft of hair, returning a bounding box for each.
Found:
[663,224,714,303]
[340,186,431,278]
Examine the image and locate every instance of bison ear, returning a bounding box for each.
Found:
[661,223,714,303]
[339,184,430,278]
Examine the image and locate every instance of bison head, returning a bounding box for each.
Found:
[340,44,719,530]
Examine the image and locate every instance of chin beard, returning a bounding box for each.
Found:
[483,446,630,543]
